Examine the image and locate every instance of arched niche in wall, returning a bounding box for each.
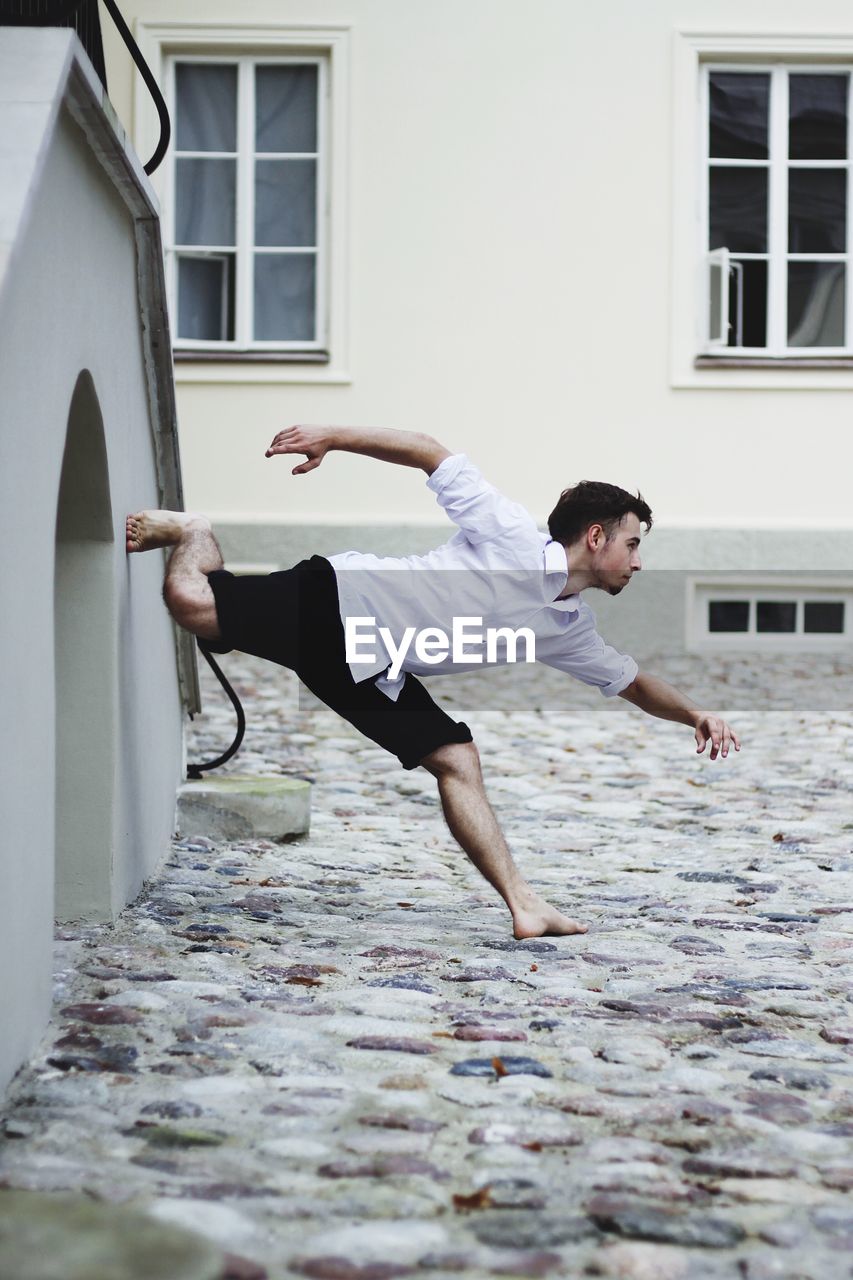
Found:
[54,370,117,922]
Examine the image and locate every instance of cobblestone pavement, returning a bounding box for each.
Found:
[2,652,853,1279]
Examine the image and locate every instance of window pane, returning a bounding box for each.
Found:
[256,65,318,152]
[756,602,796,633]
[175,159,236,246]
[709,168,767,252]
[788,169,846,253]
[175,64,237,152]
[254,254,316,340]
[708,601,749,632]
[789,74,848,160]
[255,159,317,247]
[788,262,846,347]
[709,73,769,160]
[804,601,845,633]
[727,259,767,348]
[177,255,235,341]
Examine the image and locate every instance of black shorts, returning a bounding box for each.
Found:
[206,556,472,770]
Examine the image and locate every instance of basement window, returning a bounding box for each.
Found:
[689,579,853,649]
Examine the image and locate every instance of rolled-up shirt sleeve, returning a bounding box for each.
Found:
[426,453,537,545]
[537,602,639,697]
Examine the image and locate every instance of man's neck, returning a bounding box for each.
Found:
[554,539,596,599]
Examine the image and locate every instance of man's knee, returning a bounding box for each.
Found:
[163,576,196,623]
[420,739,481,781]
[163,575,218,636]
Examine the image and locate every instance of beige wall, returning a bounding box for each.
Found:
[104,0,853,536]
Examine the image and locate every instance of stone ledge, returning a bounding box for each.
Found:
[176,776,310,843]
[0,1189,223,1280]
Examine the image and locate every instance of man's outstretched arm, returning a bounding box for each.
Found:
[265,424,450,476]
[618,671,740,761]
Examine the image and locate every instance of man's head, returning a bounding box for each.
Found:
[548,481,652,596]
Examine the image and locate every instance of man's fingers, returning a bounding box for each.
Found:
[292,457,321,475]
[267,432,313,460]
[696,715,741,759]
[266,427,301,455]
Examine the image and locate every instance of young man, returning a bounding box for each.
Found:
[127,424,739,941]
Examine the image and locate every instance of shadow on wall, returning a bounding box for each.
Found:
[54,370,116,923]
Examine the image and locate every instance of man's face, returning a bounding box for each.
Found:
[589,514,643,595]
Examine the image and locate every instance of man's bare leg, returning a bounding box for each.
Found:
[421,742,587,940]
[126,510,222,641]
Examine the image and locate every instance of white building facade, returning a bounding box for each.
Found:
[103,0,853,659]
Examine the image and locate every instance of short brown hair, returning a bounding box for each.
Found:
[548,481,652,546]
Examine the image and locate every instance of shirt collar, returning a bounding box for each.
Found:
[543,538,580,613]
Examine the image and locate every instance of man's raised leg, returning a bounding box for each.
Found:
[126,510,222,642]
[420,741,588,940]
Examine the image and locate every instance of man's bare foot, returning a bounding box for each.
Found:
[511,892,588,940]
[126,510,210,553]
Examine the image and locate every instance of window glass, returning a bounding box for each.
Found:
[177,256,235,341]
[788,169,847,253]
[803,601,845,633]
[175,64,237,152]
[710,72,770,159]
[256,65,318,152]
[704,67,853,355]
[789,74,848,160]
[788,263,845,347]
[756,601,796,633]
[709,168,768,253]
[255,159,317,247]
[708,601,749,632]
[172,58,324,347]
[175,159,237,246]
[254,254,316,340]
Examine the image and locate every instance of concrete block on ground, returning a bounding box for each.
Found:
[0,1189,224,1280]
[176,775,310,842]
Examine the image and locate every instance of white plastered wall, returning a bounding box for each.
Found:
[0,33,186,1093]
[100,0,853,541]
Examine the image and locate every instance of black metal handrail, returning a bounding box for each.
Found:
[186,642,247,779]
[101,0,170,175]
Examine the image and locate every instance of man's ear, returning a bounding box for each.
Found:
[587,523,605,550]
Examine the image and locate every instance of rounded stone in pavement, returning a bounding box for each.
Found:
[471,1211,599,1248]
[0,1189,223,1280]
[589,1240,690,1279]
[586,1195,747,1248]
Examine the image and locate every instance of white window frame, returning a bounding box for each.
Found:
[687,574,853,651]
[134,22,350,385]
[706,246,730,349]
[166,53,328,355]
[701,63,853,358]
[672,31,853,389]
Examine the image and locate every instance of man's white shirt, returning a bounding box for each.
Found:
[328,453,638,701]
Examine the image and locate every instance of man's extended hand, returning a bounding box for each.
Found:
[265,425,332,474]
[694,712,740,761]
[619,672,741,761]
[265,424,450,475]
